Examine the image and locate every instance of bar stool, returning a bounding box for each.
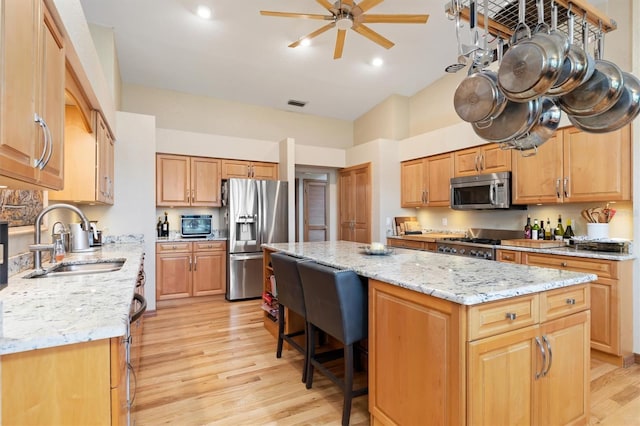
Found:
[270,252,309,382]
[297,261,368,426]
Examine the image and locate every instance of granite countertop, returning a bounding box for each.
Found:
[387,232,466,242]
[262,241,597,306]
[0,242,145,355]
[496,243,635,261]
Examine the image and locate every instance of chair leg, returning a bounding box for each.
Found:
[276,305,285,358]
[305,324,316,390]
[301,321,309,383]
[342,344,354,426]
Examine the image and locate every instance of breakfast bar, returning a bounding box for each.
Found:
[263,241,597,425]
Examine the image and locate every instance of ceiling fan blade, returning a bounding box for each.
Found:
[356,0,384,13]
[362,14,430,24]
[352,24,394,49]
[288,23,336,48]
[316,0,334,11]
[260,10,331,20]
[334,29,347,59]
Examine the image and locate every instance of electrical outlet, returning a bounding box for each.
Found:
[442,218,448,226]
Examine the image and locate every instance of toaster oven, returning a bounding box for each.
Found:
[180,215,212,238]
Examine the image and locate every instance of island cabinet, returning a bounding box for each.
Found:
[512,125,631,204]
[369,279,590,426]
[1,337,125,425]
[453,143,511,177]
[156,241,226,300]
[156,154,222,207]
[221,159,278,180]
[0,0,65,189]
[400,153,453,207]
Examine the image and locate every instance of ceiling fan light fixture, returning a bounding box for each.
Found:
[335,13,354,30]
[372,57,384,67]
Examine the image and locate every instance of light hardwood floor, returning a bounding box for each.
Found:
[135,295,640,425]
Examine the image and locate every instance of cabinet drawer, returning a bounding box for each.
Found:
[156,242,191,253]
[387,239,425,250]
[194,241,226,251]
[468,294,539,340]
[496,249,521,264]
[540,284,590,322]
[522,252,616,279]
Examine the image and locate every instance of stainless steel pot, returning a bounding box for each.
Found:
[568,72,640,133]
[472,98,541,142]
[511,97,562,152]
[454,70,507,123]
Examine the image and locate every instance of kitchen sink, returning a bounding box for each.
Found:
[24,259,126,278]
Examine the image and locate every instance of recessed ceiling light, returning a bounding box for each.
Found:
[372,57,384,67]
[300,38,311,47]
[196,5,212,19]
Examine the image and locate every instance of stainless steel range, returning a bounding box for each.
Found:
[436,228,522,260]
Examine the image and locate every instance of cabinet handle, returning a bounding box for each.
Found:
[565,298,576,305]
[563,177,570,198]
[189,256,192,271]
[505,312,517,321]
[474,155,479,172]
[191,190,195,202]
[33,113,51,169]
[193,257,197,271]
[560,262,568,267]
[479,152,485,171]
[535,336,546,380]
[503,253,514,261]
[555,178,561,198]
[424,190,429,204]
[542,335,553,376]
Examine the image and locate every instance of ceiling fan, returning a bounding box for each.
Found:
[260,0,430,59]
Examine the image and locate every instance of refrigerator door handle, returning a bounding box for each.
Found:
[229,253,264,261]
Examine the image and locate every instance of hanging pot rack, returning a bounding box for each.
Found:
[447,0,616,45]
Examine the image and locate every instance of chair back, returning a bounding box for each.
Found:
[270,252,307,317]
[297,262,368,345]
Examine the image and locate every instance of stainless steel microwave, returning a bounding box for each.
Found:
[180,215,212,237]
[450,172,513,210]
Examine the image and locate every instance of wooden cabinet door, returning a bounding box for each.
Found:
[191,157,221,206]
[96,114,115,204]
[511,132,564,204]
[467,325,538,425]
[156,154,190,206]
[563,126,631,202]
[537,311,590,425]
[481,143,511,174]
[36,4,65,189]
[590,277,617,355]
[156,252,192,300]
[251,161,278,180]
[426,153,453,206]
[400,158,426,207]
[222,159,250,179]
[0,0,40,185]
[192,249,225,296]
[454,147,481,177]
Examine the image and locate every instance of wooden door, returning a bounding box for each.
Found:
[156,154,190,206]
[511,132,564,204]
[400,158,425,207]
[191,157,221,206]
[251,161,278,180]
[156,252,192,300]
[192,250,225,296]
[338,168,354,240]
[303,179,328,242]
[454,147,481,177]
[426,153,453,206]
[537,311,590,425]
[481,143,512,174]
[467,326,538,425]
[563,126,631,202]
[0,0,40,185]
[339,163,371,243]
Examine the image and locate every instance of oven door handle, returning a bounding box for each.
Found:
[131,293,147,323]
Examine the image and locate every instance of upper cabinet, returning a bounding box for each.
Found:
[512,125,631,204]
[401,153,453,208]
[0,0,65,189]
[454,143,511,177]
[222,159,278,180]
[156,154,222,207]
[95,114,115,204]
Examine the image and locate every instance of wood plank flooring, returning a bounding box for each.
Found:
[135,296,640,425]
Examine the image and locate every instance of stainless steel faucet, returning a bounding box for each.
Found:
[30,203,91,272]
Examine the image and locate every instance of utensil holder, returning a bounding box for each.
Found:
[587,223,609,239]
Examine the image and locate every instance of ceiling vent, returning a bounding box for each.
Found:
[287,99,307,108]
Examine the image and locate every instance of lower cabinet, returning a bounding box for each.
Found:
[386,237,436,251]
[497,249,634,366]
[369,279,590,426]
[156,240,226,300]
[1,338,125,425]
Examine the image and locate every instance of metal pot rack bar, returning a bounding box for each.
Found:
[447,0,616,45]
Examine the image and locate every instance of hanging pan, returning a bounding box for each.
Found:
[472,97,541,143]
[511,97,562,153]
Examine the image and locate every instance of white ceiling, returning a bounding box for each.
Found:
[78,0,461,121]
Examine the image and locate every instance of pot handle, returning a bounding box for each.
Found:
[511,0,531,44]
[474,117,493,129]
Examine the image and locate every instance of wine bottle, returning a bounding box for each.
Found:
[524,215,532,239]
[157,217,163,238]
[563,218,575,240]
[162,211,169,237]
[545,218,552,240]
[532,218,540,240]
[554,214,564,240]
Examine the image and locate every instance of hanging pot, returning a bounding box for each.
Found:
[498,0,567,102]
[568,72,640,133]
[547,8,594,96]
[511,97,562,152]
[472,98,541,143]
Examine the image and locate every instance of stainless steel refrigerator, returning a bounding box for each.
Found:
[223,178,288,300]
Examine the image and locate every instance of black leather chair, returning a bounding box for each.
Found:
[270,252,309,382]
[296,261,368,426]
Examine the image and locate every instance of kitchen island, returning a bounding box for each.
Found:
[263,241,597,425]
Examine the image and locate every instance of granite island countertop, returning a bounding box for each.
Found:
[262,241,597,306]
[0,242,145,356]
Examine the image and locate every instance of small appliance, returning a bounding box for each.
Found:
[450,172,519,210]
[180,215,212,238]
